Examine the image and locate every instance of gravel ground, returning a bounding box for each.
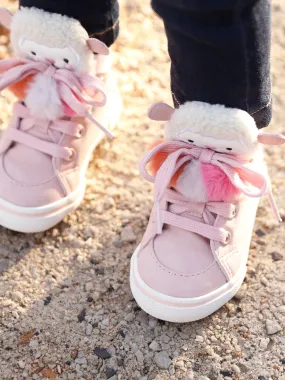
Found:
[0,1,285,379]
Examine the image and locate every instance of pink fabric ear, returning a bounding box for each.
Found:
[0,8,13,30]
[258,133,285,145]
[147,102,175,121]
[87,38,109,55]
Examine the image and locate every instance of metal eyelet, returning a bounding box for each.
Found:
[221,230,232,246]
[66,148,77,161]
[76,126,85,138]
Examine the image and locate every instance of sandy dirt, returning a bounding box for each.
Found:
[0,0,285,379]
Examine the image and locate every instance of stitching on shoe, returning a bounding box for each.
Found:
[221,248,240,279]
[1,156,57,187]
[221,249,240,278]
[221,248,239,261]
[7,176,57,188]
[150,246,217,278]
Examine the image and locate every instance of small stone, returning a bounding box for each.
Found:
[266,319,281,335]
[120,226,136,243]
[93,347,111,359]
[148,317,157,329]
[232,364,241,374]
[125,313,135,322]
[149,340,160,351]
[92,291,101,301]
[234,284,247,300]
[278,305,285,313]
[19,329,36,345]
[259,337,270,350]
[78,351,84,358]
[77,309,86,323]
[75,357,87,365]
[195,335,204,343]
[12,291,23,302]
[239,363,249,373]
[258,376,266,380]
[255,229,265,237]
[225,303,235,313]
[106,368,116,379]
[43,296,52,306]
[175,360,184,368]
[135,350,144,364]
[270,251,283,261]
[154,351,171,369]
[90,258,98,265]
[220,371,233,377]
[85,282,93,292]
[102,318,109,326]
[18,360,25,369]
[71,349,78,359]
[87,296,93,303]
[186,372,194,380]
[41,369,57,379]
[168,366,175,376]
[61,278,72,288]
[86,324,93,336]
[260,277,269,287]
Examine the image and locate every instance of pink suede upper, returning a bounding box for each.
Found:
[0,57,114,208]
[136,141,268,298]
[138,189,260,299]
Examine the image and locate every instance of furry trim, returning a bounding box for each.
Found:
[25,74,63,120]
[164,101,258,156]
[201,164,241,202]
[148,139,186,188]
[176,160,208,202]
[11,7,94,72]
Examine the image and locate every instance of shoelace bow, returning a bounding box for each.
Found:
[140,141,281,244]
[0,57,113,139]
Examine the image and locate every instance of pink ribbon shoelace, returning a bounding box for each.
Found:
[140,141,281,244]
[0,102,85,160]
[0,57,113,139]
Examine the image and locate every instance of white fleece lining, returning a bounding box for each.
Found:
[11,7,94,73]
[164,101,259,158]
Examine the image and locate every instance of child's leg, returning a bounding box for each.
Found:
[152,0,271,128]
[19,0,119,46]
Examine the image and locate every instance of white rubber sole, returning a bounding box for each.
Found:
[0,182,86,233]
[0,77,122,233]
[130,245,247,323]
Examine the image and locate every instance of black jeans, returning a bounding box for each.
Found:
[20,0,272,128]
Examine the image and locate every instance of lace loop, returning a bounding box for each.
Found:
[0,57,113,138]
[0,103,82,160]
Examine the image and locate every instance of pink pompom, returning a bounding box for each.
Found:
[201,163,241,202]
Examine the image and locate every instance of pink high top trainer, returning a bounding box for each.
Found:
[0,7,121,232]
[130,101,285,323]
